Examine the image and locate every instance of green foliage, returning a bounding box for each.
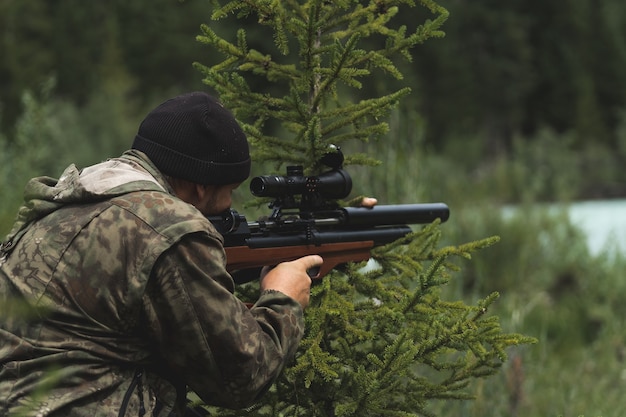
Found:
[208,226,533,417]
[349,112,626,416]
[430,203,626,416]
[3,0,626,160]
[0,79,145,236]
[194,1,534,416]
[0,0,208,132]
[411,0,626,152]
[4,0,624,414]
[195,0,448,170]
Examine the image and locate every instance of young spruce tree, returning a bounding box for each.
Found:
[193,1,535,416]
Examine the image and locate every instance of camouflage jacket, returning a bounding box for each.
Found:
[0,150,305,417]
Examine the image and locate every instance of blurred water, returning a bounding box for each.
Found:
[558,199,626,256]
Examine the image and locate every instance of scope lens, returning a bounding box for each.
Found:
[250,175,298,197]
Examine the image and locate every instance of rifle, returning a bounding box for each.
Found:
[207,147,449,284]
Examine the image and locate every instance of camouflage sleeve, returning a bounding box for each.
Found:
[141,232,305,409]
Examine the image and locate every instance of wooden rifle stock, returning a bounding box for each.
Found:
[225,240,374,282]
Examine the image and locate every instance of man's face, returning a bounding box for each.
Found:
[196,182,241,216]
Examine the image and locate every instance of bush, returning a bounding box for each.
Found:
[0,80,146,236]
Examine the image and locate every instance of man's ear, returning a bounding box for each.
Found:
[169,178,200,203]
[195,183,216,200]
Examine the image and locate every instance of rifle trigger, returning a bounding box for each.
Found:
[307,266,321,279]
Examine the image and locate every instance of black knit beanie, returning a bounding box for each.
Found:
[132,92,251,185]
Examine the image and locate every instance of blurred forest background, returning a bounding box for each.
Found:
[1,0,626,415]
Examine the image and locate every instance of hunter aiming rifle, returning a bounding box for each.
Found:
[207,148,450,284]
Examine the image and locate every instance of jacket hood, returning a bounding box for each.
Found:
[2,150,171,251]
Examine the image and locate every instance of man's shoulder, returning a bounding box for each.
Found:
[109,190,216,238]
[111,190,202,220]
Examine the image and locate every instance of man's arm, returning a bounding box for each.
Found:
[142,232,309,408]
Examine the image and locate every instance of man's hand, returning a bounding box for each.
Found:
[257,198,375,308]
[260,255,323,309]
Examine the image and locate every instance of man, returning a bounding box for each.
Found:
[0,92,324,416]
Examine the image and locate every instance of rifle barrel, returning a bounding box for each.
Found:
[342,203,449,227]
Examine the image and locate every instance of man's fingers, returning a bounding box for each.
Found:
[299,255,324,269]
[307,266,321,279]
[296,255,323,279]
[361,197,378,208]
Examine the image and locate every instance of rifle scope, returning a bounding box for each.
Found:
[250,166,352,199]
